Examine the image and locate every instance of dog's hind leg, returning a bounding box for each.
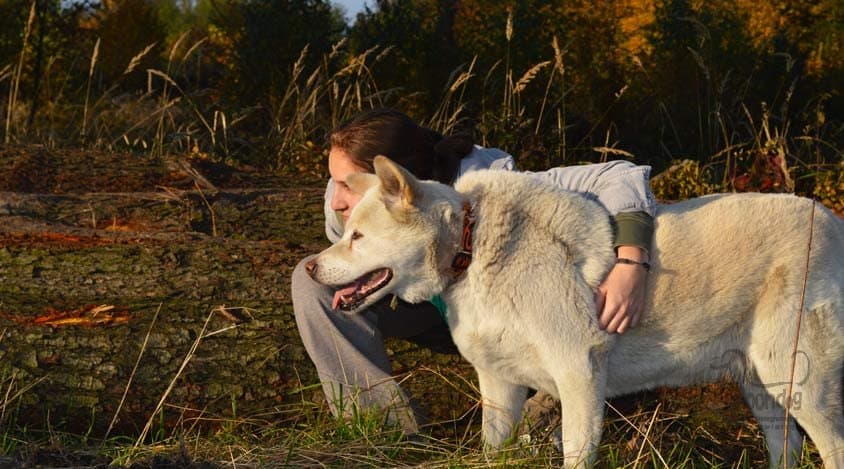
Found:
[788,376,844,468]
[749,360,844,468]
[745,254,844,467]
[738,367,803,469]
[477,367,528,449]
[787,307,844,469]
[747,305,844,469]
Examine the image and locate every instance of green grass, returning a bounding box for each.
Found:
[0,376,827,468]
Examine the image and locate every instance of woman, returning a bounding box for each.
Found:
[292,108,655,435]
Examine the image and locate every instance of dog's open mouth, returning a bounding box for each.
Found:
[332,268,393,311]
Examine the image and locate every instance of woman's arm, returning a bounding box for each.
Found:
[527,161,655,334]
[527,160,655,218]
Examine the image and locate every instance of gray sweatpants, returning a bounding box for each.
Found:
[292,255,452,435]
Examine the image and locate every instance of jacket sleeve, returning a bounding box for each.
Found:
[324,179,343,243]
[526,160,655,217]
[526,161,656,251]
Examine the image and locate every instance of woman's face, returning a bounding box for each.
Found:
[328,146,367,221]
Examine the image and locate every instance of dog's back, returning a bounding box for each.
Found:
[606,194,843,394]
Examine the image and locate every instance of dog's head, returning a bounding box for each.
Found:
[306,156,461,313]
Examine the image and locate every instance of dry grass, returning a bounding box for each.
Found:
[1,395,825,468]
[4,1,36,144]
[0,349,827,468]
[1,20,839,197]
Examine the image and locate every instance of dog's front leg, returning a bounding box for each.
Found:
[476,367,527,449]
[556,355,607,468]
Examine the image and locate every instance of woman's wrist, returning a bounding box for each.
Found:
[616,245,649,262]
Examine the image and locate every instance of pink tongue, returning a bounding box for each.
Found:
[332,283,360,310]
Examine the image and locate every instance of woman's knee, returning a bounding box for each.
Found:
[292,255,316,293]
[291,255,326,322]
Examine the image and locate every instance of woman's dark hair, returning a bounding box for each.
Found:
[328,108,474,184]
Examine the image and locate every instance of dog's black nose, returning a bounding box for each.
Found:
[305,258,318,278]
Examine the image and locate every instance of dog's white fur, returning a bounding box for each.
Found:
[309,157,844,468]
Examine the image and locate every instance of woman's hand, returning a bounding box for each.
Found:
[595,246,649,334]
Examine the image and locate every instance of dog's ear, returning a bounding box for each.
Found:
[346,172,379,196]
[373,155,421,215]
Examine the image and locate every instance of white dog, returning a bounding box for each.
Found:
[306,156,844,468]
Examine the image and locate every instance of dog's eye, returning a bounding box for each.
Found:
[351,230,363,241]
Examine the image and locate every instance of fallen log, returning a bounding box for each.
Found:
[0,187,473,436]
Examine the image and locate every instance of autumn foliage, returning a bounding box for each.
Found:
[0,0,840,195]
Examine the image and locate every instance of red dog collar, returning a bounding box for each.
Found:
[449,201,475,277]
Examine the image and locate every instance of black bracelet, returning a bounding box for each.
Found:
[616,257,651,271]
